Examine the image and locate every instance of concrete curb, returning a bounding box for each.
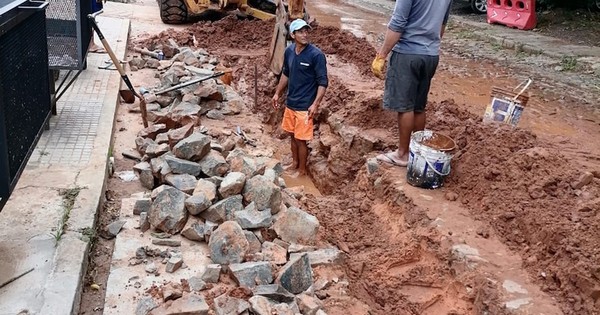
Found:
[449,15,600,60]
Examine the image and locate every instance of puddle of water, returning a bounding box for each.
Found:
[281,174,322,197]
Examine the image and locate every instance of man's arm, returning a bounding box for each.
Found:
[272,74,288,109]
[309,53,328,118]
[441,1,451,39]
[378,0,412,58]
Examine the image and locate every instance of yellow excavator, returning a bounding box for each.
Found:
[158,0,305,75]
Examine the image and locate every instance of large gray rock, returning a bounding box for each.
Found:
[234,202,272,229]
[244,230,262,254]
[277,253,313,294]
[167,123,194,148]
[214,294,250,315]
[165,155,202,177]
[149,186,188,234]
[165,174,197,195]
[170,102,202,126]
[201,195,243,223]
[199,150,229,177]
[133,198,152,215]
[261,241,287,265]
[133,162,154,190]
[243,175,282,212]
[193,179,217,202]
[185,194,211,215]
[253,284,295,303]
[150,155,171,183]
[226,149,264,177]
[204,220,218,242]
[106,220,126,238]
[289,248,343,267]
[229,262,273,288]
[135,296,157,315]
[218,172,246,199]
[273,207,319,244]
[150,294,209,315]
[181,218,205,241]
[208,221,249,264]
[173,132,211,161]
[249,296,295,315]
[145,143,169,158]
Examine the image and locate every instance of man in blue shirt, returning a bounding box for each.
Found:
[372,0,452,166]
[272,19,328,177]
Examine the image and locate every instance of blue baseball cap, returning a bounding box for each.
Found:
[289,19,311,33]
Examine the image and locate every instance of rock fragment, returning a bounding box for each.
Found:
[253,284,295,303]
[289,248,343,267]
[214,294,250,315]
[152,294,209,315]
[201,264,222,283]
[166,257,184,273]
[173,132,212,161]
[243,175,282,212]
[218,172,246,199]
[106,220,126,238]
[185,194,212,215]
[199,150,229,177]
[164,174,197,195]
[165,155,202,177]
[572,171,594,189]
[134,198,152,215]
[273,207,319,244]
[133,161,154,189]
[149,186,188,234]
[135,296,157,315]
[261,241,287,265]
[201,195,243,223]
[182,219,205,241]
[229,262,273,288]
[235,202,272,229]
[277,253,313,294]
[208,221,249,264]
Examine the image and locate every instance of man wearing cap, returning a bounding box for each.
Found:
[372,0,452,167]
[272,19,328,177]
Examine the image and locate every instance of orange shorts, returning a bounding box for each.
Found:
[281,107,313,141]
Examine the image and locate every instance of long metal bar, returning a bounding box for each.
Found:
[55,69,83,101]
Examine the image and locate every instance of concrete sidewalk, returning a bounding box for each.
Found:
[0,16,129,315]
[451,15,600,60]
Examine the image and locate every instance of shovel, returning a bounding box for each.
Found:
[88,10,149,127]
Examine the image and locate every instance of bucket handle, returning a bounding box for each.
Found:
[414,150,452,177]
[512,78,533,102]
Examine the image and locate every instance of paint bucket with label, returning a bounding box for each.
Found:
[406,130,456,189]
[483,79,532,127]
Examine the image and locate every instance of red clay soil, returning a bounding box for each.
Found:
[427,101,600,314]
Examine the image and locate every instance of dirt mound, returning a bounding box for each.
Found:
[310,26,376,75]
[427,101,600,314]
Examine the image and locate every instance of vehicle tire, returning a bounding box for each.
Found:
[160,0,188,24]
[470,0,487,14]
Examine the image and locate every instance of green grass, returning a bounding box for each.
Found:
[51,187,84,246]
[560,56,578,71]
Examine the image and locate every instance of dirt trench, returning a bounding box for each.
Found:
[137,16,600,314]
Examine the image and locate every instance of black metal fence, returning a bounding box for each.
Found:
[0,1,52,209]
[46,0,91,70]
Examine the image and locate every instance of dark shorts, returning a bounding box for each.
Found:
[383,52,439,113]
[92,0,103,13]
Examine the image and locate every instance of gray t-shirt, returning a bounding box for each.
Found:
[388,0,452,56]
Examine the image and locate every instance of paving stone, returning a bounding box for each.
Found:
[218,172,246,199]
[149,185,188,234]
[145,143,170,158]
[193,179,217,202]
[229,262,273,288]
[167,123,195,148]
[214,294,250,315]
[289,248,343,267]
[201,195,243,223]
[185,194,212,215]
[165,174,197,195]
[243,175,282,212]
[235,202,272,229]
[166,256,184,273]
[165,155,202,177]
[277,253,313,294]
[188,276,207,292]
[134,161,155,190]
[152,239,181,247]
[173,132,212,162]
[199,150,229,177]
[273,207,319,244]
[138,123,167,140]
[244,230,262,254]
[152,294,210,315]
[139,212,151,232]
[201,264,222,283]
[135,296,158,315]
[182,218,205,241]
[134,198,152,215]
[296,293,323,315]
[105,220,126,238]
[208,221,249,264]
[203,220,218,242]
[253,284,295,303]
[261,241,287,265]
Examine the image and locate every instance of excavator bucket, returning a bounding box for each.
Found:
[268,0,288,75]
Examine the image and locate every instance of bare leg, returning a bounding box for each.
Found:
[89,31,106,53]
[297,139,309,176]
[396,111,415,161]
[414,112,426,132]
[286,134,299,170]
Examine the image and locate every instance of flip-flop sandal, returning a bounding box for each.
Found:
[376,152,408,167]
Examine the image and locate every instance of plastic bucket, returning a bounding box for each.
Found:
[406,130,456,189]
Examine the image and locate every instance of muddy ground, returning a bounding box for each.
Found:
[79,0,600,314]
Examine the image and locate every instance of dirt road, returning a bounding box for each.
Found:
[79,0,600,314]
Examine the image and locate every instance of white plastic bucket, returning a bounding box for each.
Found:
[406,130,456,189]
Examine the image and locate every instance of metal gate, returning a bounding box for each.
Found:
[46,0,91,70]
[0,0,52,209]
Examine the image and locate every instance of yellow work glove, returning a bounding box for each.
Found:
[371,55,386,80]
